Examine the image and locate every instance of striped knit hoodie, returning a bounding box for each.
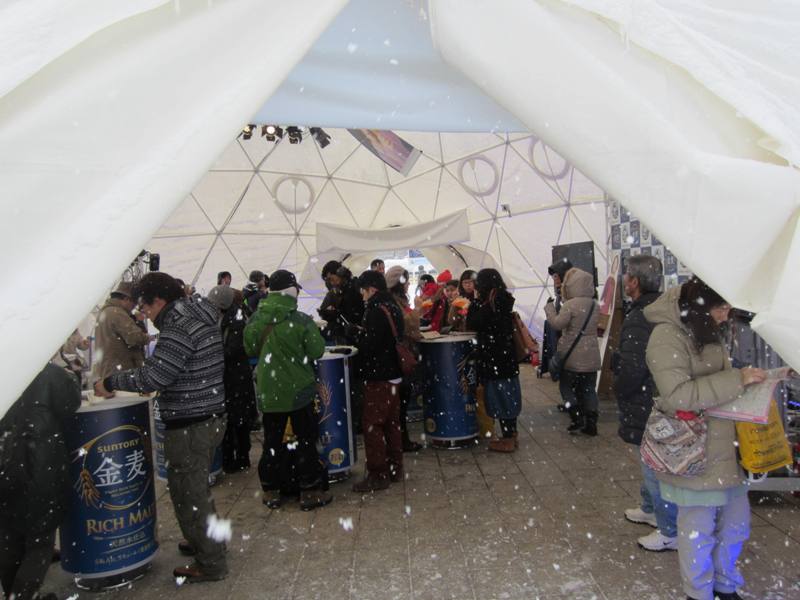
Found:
[105,297,225,426]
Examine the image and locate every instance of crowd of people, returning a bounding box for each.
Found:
[0,254,767,599]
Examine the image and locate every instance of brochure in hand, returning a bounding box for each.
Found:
[707,367,795,424]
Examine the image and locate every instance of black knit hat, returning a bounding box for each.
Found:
[269,269,301,292]
[547,258,573,279]
[357,270,387,292]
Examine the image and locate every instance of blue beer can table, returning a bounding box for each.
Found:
[152,399,223,485]
[419,334,478,448]
[317,346,358,481]
[60,396,158,589]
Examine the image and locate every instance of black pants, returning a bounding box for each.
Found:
[558,370,599,417]
[258,402,327,493]
[0,525,55,600]
[222,418,251,469]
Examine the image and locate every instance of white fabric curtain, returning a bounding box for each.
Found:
[316,210,470,254]
[0,0,347,415]
[430,0,800,369]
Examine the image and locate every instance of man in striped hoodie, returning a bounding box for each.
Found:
[94,272,227,583]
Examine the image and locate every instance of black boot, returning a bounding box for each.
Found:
[581,411,598,436]
[567,406,583,433]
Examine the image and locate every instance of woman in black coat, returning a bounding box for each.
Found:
[466,269,521,453]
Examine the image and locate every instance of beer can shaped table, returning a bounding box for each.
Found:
[152,400,223,485]
[419,334,478,448]
[317,346,358,480]
[60,396,158,589]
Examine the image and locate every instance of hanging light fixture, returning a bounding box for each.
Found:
[240,124,256,140]
[309,127,331,148]
[261,125,283,141]
[286,126,303,144]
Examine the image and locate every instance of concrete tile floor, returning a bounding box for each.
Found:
[43,365,800,599]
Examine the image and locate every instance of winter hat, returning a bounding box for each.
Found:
[436,270,453,284]
[385,265,407,290]
[357,270,387,292]
[269,269,302,293]
[208,285,235,310]
[422,281,439,297]
[111,281,135,299]
[547,258,573,279]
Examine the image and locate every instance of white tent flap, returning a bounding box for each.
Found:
[316,209,471,254]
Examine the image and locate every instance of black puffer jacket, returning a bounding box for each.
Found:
[319,279,365,344]
[220,305,257,425]
[355,291,404,382]
[466,290,519,381]
[0,364,81,533]
[614,291,660,445]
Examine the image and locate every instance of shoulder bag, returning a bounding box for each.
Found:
[379,305,418,377]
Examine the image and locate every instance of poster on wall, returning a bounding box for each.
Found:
[348,129,421,175]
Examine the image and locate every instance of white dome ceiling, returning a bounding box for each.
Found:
[148,129,608,335]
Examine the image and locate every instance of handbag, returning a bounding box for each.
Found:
[511,311,538,362]
[379,305,418,377]
[640,408,707,477]
[549,303,595,382]
[736,399,792,474]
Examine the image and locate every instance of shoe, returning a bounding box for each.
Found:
[300,489,333,511]
[402,440,423,452]
[567,420,583,433]
[624,507,658,527]
[714,592,743,600]
[173,563,227,583]
[262,489,282,509]
[637,529,677,552]
[178,540,196,556]
[581,412,597,437]
[352,474,390,493]
[488,437,516,453]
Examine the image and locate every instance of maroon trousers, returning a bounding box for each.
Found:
[362,381,403,478]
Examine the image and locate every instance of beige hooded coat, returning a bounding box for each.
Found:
[93,298,150,380]
[543,267,600,372]
[644,286,745,490]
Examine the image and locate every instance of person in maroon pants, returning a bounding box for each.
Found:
[350,270,405,493]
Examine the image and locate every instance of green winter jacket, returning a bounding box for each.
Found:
[244,293,325,413]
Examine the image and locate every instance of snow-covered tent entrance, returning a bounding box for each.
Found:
[149,130,607,335]
[1,0,799,415]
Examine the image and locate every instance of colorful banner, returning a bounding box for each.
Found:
[60,399,158,578]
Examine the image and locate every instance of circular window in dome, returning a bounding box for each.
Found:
[457,155,499,197]
[272,176,315,214]
[528,136,570,181]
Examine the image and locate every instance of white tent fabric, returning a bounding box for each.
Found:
[1,0,799,416]
[147,129,607,333]
[430,0,800,371]
[563,0,800,165]
[316,210,471,254]
[0,0,348,414]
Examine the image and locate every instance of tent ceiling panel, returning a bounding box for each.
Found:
[297,180,358,234]
[393,131,443,164]
[155,196,216,237]
[314,133,361,175]
[332,145,391,186]
[211,140,258,171]
[260,138,329,177]
[440,132,506,163]
[222,176,293,234]
[437,168,495,223]
[385,152,442,186]
[191,171,254,231]
[256,173,327,231]
[239,137,276,169]
[370,191,421,229]
[331,179,390,228]
[147,235,218,286]
[194,237,248,290]
[500,148,570,213]
[221,234,295,278]
[390,170,442,223]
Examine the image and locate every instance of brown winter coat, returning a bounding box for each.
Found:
[543,268,600,372]
[644,286,745,491]
[93,298,150,380]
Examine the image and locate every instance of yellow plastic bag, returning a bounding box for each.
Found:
[475,385,495,439]
[736,399,792,474]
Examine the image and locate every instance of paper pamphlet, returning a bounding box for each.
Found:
[421,330,443,340]
[706,367,794,424]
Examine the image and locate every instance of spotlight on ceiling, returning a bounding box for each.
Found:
[241,124,256,140]
[309,127,331,148]
[261,125,283,141]
[286,126,303,144]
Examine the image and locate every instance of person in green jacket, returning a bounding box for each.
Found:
[243,269,330,511]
